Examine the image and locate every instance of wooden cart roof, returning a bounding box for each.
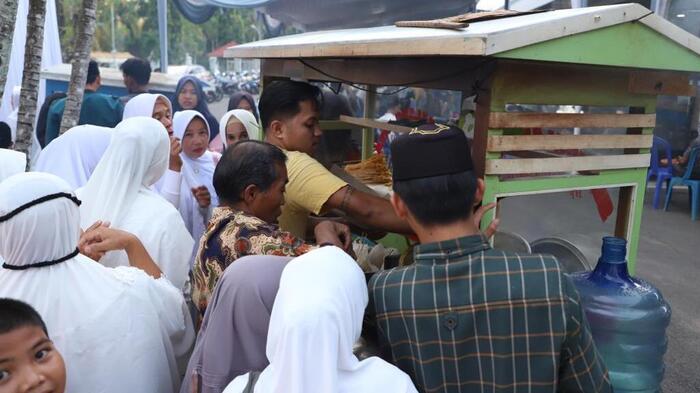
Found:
[225,4,700,72]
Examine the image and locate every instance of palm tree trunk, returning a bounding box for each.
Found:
[59,0,97,135]
[15,0,45,159]
[0,0,19,99]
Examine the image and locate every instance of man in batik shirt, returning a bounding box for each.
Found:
[191,141,351,327]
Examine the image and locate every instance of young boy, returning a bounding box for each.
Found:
[0,298,66,393]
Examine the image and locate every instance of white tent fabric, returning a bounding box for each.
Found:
[5,86,21,142]
[0,0,62,163]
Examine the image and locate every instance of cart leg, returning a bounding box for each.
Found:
[614,174,646,274]
[362,86,377,159]
[480,175,500,241]
[615,104,652,274]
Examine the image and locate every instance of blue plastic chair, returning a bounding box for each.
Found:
[664,146,700,221]
[647,136,674,209]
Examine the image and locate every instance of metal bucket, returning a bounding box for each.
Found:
[493,231,532,254]
[530,235,595,273]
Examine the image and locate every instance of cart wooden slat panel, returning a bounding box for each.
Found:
[487,134,653,151]
[488,113,657,129]
[485,154,650,175]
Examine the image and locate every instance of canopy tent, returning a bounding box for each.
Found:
[172,0,269,23]
[169,0,670,29]
[209,40,239,58]
[171,0,475,29]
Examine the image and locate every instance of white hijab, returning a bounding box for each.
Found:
[76,117,194,290]
[219,109,260,148]
[0,148,26,183]
[224,247,418,393]
[123,92,172,119]
[0,172,194,393]
[123,93,177,197]
[34,124,112,189]
[172,110,218,241]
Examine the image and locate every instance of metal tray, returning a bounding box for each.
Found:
[530,237,593,273]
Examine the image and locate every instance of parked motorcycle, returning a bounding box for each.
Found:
[203,79,224,103]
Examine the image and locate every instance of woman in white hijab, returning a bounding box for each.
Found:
[34,124,112,189]
[219,109,260,150]
[0,172,194,393]
[77,116,194,290]
[223,246,418,393]
[123,93,183,207]
[123,93,173,131]
[173,110,219,244]
[0,148,26,183]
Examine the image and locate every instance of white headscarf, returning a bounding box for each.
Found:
[123,93,172,119]
[122,93,177,199]
[0,172,194,393]
[173,110,218,241]
[77,117,194,290]
[34,124,112,189]
[219,109,260,148]
[0,148,26,183]
[224,247,418,393]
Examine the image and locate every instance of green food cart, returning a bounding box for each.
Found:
[225,4,700,271]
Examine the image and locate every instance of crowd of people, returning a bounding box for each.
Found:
[0,57,615,393]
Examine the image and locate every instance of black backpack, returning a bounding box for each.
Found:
[36,92,67,148]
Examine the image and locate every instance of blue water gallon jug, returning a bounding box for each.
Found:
[570,237,671,393]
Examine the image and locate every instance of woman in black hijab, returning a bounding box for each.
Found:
[173,76,219,141]
[227,92,259,121]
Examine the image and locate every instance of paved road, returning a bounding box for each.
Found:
[209,98,229,121]
[498,187,699,392]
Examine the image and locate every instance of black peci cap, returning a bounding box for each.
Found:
[390,123,473,181]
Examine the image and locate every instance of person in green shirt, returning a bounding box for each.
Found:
[368,123,612,393]
[44,60,123,145]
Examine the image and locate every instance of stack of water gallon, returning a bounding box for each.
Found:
[571,236,671,393]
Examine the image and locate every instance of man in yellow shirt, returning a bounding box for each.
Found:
[260,80,412,238]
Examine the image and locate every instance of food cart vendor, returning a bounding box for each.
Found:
[259,80,413,238]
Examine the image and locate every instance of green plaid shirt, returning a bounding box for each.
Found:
[368,235,611,393]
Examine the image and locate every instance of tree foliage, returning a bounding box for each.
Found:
[58,0,257,66]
